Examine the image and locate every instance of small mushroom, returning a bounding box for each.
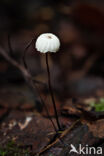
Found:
[35,33,61,130]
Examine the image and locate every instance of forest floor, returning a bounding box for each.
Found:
[0,84,104,156]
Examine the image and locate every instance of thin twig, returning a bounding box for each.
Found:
[0,46,44,86]
[37,119,80,155]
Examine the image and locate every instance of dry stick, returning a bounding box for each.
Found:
[38,119,80,155]
[0,46,29,77]
[46,53,61,130]
[0,45,44,85]
[0,46,37,96]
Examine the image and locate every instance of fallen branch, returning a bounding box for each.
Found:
[0,46,44,85]
[37,119,80,155]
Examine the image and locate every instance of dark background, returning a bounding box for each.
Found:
[0,1,104,155]
[0,0,104,97]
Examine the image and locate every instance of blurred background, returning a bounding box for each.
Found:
[0,0,104,101]
[0,1,104,154]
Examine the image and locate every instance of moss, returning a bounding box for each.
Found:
[90,98,104,112]
[0,141,32,156]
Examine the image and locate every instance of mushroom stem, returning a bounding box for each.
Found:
[46,53,61,130]
[23,44,57,132]
[23,39,33,70]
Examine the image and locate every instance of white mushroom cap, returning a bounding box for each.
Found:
[35,33,60,53]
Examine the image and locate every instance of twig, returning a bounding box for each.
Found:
[37,119,80,155]
[0,46,44,85]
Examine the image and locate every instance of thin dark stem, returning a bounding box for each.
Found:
[46,53,61,130]
[34,84,57,133]
[23,43,57,132]
[23,39,34,69]
[7,34,14,57]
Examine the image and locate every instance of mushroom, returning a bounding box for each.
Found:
[35,33,61,130]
